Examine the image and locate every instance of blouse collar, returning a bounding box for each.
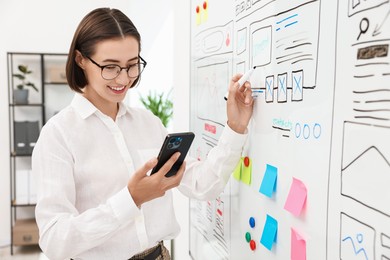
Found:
[71,93,129,120]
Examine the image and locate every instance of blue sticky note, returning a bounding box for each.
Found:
[260,214,278,250]
[259,164,278,197]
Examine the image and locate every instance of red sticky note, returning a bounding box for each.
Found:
[291,228,306,260]
[284,177,307,216]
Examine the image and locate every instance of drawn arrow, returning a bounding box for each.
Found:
[372,5,390,36]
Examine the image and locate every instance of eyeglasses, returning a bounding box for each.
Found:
[85,55,147,80]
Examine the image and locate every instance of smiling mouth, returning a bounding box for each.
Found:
[107,85,128,94]
[109,85,126,91]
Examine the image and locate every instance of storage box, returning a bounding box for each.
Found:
[14,169,36,205]
[14,121,40,155]
[13,219,39,246]
[15,170,29,204]
[46,65,67,83]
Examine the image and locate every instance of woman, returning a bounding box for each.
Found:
[32,7,253,260]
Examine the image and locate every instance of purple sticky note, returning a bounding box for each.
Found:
[284,177,307,216]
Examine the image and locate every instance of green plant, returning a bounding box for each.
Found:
[140,90,173,127]
[12,65,38,92]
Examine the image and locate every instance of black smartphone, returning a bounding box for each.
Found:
[151,132,195,177]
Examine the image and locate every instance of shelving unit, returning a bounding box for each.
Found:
[7,52,73,254]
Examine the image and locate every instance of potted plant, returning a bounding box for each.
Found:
[12,64,38,104]
[140,89,173,128]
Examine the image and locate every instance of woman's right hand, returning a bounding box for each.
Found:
[127,152,185,207]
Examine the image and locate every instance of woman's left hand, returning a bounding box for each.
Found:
[226,74,254,134]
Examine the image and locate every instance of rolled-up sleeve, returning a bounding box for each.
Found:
[178,124,248,200]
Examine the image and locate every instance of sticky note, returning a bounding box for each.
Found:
[241,157,252,185]
[284,177,307,216]
[291,228,306,260]
[201,0,209,23]
[233,158,242,181]
[260,214,278,250]
[195,5,201,25]
[259,164,277,197]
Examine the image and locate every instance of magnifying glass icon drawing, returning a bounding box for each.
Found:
[357,17,369,41]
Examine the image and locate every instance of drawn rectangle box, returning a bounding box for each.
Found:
[251,25,272,67]
[277,73,287,102]
[292,70,303,101]
[265,75,274,102]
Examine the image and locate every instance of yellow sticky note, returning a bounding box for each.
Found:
[241,157,252,185]
[201,0,208,23]
[196,11,201,25]
[233,158,242,181]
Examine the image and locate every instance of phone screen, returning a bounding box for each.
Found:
[151,132,195,177]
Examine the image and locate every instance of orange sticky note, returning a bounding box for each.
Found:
[291,228,306,260]
[284,177,307,216]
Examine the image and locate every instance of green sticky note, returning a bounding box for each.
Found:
[233,158,242,181]
[241,157,252,185]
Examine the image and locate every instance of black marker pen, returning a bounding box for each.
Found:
[224,66,257,100]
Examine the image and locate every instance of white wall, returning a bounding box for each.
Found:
[172,1,191,259]
[0,1,191,259]
[126,1,174,111]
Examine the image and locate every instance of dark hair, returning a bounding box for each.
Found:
[66,8,142,93]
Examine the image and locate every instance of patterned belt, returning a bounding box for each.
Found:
[70,242,164,260]
[129,241,163,260]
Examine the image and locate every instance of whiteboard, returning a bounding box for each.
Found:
[188,0,390,259]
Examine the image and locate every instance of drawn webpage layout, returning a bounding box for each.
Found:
[328,0,390,260]
[189,0,390,259]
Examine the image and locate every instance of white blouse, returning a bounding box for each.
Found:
[32,93,247,260]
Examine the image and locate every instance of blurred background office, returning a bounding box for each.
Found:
[0,0,191,259]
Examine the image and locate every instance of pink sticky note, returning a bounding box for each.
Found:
[284,177,307,216]
[291,228,306,260]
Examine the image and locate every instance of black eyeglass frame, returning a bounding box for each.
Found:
[85,55,147,80]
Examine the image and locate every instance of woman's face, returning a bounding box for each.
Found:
[79,36,140,111]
